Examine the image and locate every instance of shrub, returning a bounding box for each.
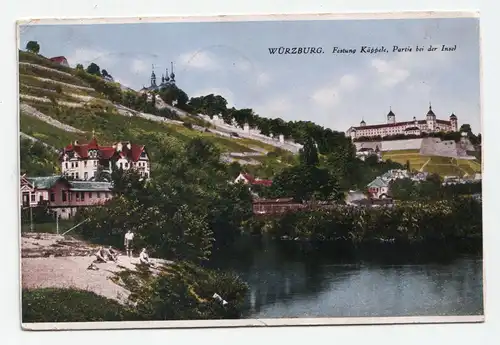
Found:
[22,288,141,322]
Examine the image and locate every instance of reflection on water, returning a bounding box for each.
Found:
[210,238,484,319]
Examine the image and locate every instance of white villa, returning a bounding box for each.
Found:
[60,136,150,181]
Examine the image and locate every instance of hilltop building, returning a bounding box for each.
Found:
[49,56,69,67]
[139,62,176,93]
[60,136,150,181]
[346,104,458,140]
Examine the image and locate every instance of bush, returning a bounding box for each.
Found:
[22,288,141,322]
[264,197,482,246]
[119,262,249,320]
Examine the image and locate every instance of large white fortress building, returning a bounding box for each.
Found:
[346,104,458,140]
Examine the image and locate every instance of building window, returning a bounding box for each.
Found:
[88,192,93,199]
[50,193,55,202]
[71,172,75,179]
[65,162,68,169]
[120,162,123,169]
[39,195,43,202]
[62,191,67,202]
[97,192,101,198]
[80,192,85,201]
[71,162,74,168]
[76,172,79,180]
[94,160,97,167]
[84,161,87,167]
[31,194,35,202]
[125,162,128,168]
[84,172,88,180]
[75,162,79,168]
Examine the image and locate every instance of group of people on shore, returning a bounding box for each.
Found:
[87,230,155,270]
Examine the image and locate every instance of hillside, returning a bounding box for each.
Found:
[382,149,481,177]
[18,51,296,175]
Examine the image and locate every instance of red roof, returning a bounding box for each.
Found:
[240,173,273,186]
[49,56,68,63]
[63,137,146,162]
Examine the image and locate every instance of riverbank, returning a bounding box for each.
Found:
[21,232,248,323]
[247,197,482,252]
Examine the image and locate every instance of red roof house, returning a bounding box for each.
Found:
[61,137,150,180]
[49,56,69,67]
[234,173,273,187]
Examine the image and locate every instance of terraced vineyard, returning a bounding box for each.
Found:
[18,50,291,171]
[382,149,481,177]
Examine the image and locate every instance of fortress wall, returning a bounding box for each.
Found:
[380,139,423,151]
[354,142,382,151]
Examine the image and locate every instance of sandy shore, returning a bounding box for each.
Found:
[21,233,172,303]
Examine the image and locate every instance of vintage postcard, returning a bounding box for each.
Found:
[17,12,483,330]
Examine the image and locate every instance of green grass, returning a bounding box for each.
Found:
[23,101,257,154]
[19,74,103,98]
[19,50,76,75]
[20,112,89,148]
[19,63,90,87]
[20,220,75,233]
[19,84,85,103]
[382,151,482,177]
[22,288,140,322]
[382,149,421,155]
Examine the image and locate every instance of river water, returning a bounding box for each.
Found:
[210,238,484,319]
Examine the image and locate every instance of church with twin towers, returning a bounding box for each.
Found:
[139,62,177,93]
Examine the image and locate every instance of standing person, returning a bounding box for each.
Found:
[124,230,135,257]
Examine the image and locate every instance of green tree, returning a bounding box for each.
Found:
[76,64,84,70]
[86,62,101,76]
[25,41,40,54]
[299,138,319,167]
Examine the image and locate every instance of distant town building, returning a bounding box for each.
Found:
[356,146,381,161]
[346,104,458,140]
[60,136,150,181]
[367,169,410,199]
[49,56,69,67]
[367,177,390,199]
[20,174,113,219]
[234,173,273,187]
[139,62,176,93]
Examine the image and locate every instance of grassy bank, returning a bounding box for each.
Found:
[22,261,249,322]
[22,288,140,323]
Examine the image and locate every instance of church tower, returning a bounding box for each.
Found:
[387,107,396,124]
[450,113,458,132]
[165,68,170,82]
[150,64,157,88]
[426,102,437,131]
[170,62,176,84]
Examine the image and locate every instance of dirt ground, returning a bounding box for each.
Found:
[21,233,172,303]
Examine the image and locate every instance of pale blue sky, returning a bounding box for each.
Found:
[19,17,481,133]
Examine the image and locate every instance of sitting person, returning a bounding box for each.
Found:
[94,246,118,263]
[139,248,154,267]
[107,246,119,262]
